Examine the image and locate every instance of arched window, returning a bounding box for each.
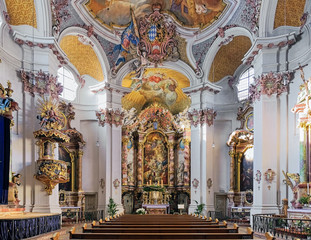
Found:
[57,67,78,101]
[237,67,254,101]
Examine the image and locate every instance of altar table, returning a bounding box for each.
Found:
[142,204,170,214]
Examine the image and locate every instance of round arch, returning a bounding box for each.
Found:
[201,26,254,84]
[58,26,110,83]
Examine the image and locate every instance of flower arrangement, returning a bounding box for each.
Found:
[136,208,146,215]
[143,185,164,192]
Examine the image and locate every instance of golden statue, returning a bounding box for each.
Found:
[37,98,66,130]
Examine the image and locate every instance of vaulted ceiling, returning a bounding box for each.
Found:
[60,35,104,82]
[2,0,308,86]
[274,0,306,29]
[5,0,37,28]
[208,36,252,83]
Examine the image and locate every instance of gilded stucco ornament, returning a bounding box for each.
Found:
[264,169,276,190]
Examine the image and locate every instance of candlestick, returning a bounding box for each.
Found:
[161,179,163,187]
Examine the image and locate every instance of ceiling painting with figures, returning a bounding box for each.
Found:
[86,0,226,29]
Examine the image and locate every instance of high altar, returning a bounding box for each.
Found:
[120,69,192,213]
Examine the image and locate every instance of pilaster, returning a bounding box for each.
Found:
[252,94,280,216]
[95,85,127,215]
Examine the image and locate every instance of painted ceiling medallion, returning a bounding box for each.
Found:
[85,0,226,29]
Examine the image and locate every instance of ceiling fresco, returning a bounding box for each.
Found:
[274,0,306,29]
[5,0,37,28]
[60,35,104,82]
[122,68,191,114]
[85,0,226,29]
[208,36,252,83]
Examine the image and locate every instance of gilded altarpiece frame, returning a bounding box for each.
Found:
[121,104,191,213]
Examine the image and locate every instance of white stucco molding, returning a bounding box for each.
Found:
[258,0,278,37]
[2,0,51,38]
[71,0,121,44]
[201,26,254,83]
[58,26,110,83]
[184,82,222,95]
[89,81,131,96]
[243,32,296,66]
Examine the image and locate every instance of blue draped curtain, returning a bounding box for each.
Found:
[0,115,11,204]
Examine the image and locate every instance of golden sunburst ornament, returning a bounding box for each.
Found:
[37,98,66,130]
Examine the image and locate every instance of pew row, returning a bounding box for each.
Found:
[69,226,254,239]
[84,223,238,233]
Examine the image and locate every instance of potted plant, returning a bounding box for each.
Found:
[299,196,310,207]
[107,197,118,216]
[194,200,205,215]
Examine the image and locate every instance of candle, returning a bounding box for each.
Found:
[158,180,160,186]
[161,180,163,187]
[149,180,151,185]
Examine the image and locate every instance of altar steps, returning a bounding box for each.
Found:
[69,214,258,239]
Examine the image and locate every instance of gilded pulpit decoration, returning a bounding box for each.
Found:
[249,71,293,102]
[34,98,69,195]
[20,69,63,99]
[0,81,19,124]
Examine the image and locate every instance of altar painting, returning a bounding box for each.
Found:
[240,147,253,192]
[143,132,168,185]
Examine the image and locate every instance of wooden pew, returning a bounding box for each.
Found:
[69,226,254,239]
[93,220,228,229]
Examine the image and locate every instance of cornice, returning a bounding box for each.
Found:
[89,82,131,95]
[184,82,222,95]
[243,32,296,65]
